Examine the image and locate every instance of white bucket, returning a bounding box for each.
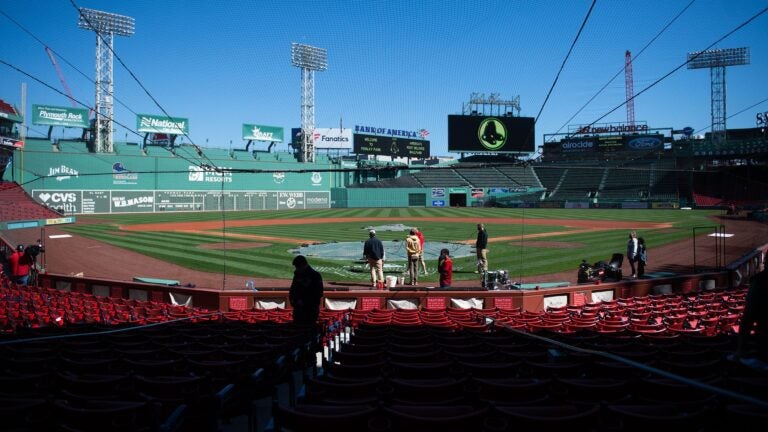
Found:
[386,276,397,288]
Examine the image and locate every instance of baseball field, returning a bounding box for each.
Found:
[54,207,733,285]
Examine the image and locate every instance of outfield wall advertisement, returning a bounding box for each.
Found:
[32,105,89,128]
[136,114,189,135]
[30,189,330,214]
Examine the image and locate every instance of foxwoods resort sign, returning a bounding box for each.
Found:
[32,105,89,129]
[136,114,189,135]
[354,125,430,139]
[242,124,284,142]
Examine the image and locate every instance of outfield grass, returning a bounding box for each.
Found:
[62,208,721,282]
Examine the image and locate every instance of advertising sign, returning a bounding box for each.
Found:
[353,133,429,158]
[312,128,353,149]
[32,105,89,128]
[136,114,189,135]
[242,124,284,142]
[448,115,535,153]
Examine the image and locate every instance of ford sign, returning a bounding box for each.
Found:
[627,136,662,150]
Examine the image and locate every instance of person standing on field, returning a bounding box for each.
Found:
[363,229,385,289]
[414,227,428,276]
[475,223,489,274]
[405,229,422,286]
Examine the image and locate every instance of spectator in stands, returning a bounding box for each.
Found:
[438,248,453,289]
[289,255,324,325]
[363,230,385,289]
[637,237,647,278]
[734,267,768,366]
[9,244,32,286]
[405,229,422,286]
[626,231,639,278]
[476,223,489,273]
[414,227,428,276]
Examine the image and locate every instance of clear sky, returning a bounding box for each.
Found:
[1,0,767,157]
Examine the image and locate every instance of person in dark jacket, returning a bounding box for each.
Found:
[363,229,385,289]
[289,255,324,325]
[475,224,489,273]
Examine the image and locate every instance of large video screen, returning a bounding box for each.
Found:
[448,115,535,153]
[353,133,430,158]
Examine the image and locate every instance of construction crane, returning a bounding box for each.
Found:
[625,50,635,127]
[45,46,78,108]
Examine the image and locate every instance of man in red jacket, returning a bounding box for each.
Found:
[9,244,32,286]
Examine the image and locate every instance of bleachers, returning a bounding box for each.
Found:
[649,159,679,201]
[545,165,605,201]
[600,164,651,200]
[411,169,469,187]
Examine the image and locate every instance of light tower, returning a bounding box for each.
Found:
[77,7,135,153]
[291,43,327,163]
[687,47,749,144]
[624,50,635,127]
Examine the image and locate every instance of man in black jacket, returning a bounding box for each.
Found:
[289,255,324,325]
[476,223,489,274]
[363,229,385,289]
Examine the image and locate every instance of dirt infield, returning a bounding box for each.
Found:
[30,214,767,290]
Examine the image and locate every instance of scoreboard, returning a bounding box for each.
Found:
[353,133,430,158]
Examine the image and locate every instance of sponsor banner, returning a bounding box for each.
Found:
[242,123,284,142]
[432,199,446,207]
[310,172,323,187]
[45,217,76,225]
[312,128,352,149]
[621,201,649,209]
[32,104,89,128]
[471,188,484,198]
[277,191,305,210]
[757,111,768,127]
[564,201,590,209]
[136,113,189,134]
[305,191,330,209]
[112,162,138,185]
[353,133,429,158]
[488,187,509,194]
[625,135,663,151]
[354,125,428,139]
[571,122,649,136]
[111,192,155,212]
[449,188,466,194]
[431,187,445,198]
[1,137,24,148]
[188,165,233,183]
[47,164,79,181]
[651,202,679,209]
[33,189,330,214]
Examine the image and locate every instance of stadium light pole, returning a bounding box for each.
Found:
[78,7,135,153]
[687,47,750,145]
[291,43,327,163]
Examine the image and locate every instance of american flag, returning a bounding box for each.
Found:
[419,129,430,139]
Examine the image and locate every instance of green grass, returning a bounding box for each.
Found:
[62,208,721,282]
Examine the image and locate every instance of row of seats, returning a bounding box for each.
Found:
[0,319,319,431]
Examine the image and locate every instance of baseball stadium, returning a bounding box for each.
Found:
[1,2,768,431]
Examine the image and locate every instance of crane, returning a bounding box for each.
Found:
[45,46,78,108]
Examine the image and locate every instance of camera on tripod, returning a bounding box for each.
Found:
[25,240,45,259]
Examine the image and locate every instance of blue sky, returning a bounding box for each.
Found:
[1,0,767,157]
